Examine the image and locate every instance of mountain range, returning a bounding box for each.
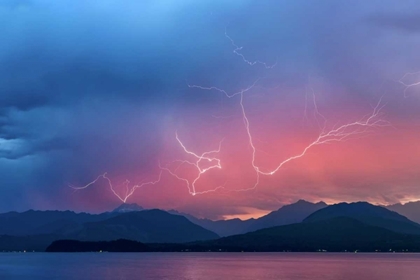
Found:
[169,200,327,236]
[0,209,217,251]
[2,200,420,252]
[198,216,420,252]
[47,216,420,252]
[72,209,218,243]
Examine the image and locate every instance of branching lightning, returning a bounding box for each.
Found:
[303,86,327,130]
[186,79,389,192]
[162,26,390,195]
[256,97,389,176]
[69,171,162,203]
[160,132,226,196]
[71,26,390,202]
[399,71,420,97]
[225,27,277,69]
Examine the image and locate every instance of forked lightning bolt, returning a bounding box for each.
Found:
[257,97,389,176]
[399,71,420,97]
[71,27,390,201]
[160,132,226,196]
[186,80,389,192]
[166,27,390,194]
[69,171,162,203]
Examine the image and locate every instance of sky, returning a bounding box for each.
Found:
[1,0,420,219]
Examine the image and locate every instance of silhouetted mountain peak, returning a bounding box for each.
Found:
[278,199,328,211]
[386,201,420,224]
[389,200,420,208]
[112,203,143,213]
[295,199,312,205]
[200,216,420,252]
[304,201,391,219]
[74,209,219,243]
[243,199,328,233]
[304,201,420,235]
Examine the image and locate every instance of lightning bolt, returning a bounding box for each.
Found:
[168,27,390,194]
[71,27,390,201]
[69,171,162,203]
[257,96,389,176]
[399,71,420,98]
[303,85,327,130]
[160,132,226,196]
[225,27,277,69]
[187,80,389,193]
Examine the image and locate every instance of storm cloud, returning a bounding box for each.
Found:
[1,0,420,218]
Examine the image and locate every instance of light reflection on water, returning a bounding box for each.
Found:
[1,252,419,280]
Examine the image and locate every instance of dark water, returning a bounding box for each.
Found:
[1,252,420,280]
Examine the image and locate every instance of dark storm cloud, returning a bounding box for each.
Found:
[0,136,71,160]
[0,0,246,170]
[0,0,419,215]
[0,91,50,111]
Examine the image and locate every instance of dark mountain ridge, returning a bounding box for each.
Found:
[246,200,327,232]
[0,209,219,251]
[112,203,144,213]
[0,200,327,238]
[72,209,218,243]
[0,210,114,236]
[387,201,420,224]
[199,216,420,252]
[170,200,327,236]
[46,217,420,253]
[4,201,420,252]
[304,202,420,235]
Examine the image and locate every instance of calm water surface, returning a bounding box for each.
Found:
[0,252,419,280]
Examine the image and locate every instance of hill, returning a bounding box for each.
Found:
[246,200,327,232]
[112,203,144,213]
[168,210,253,237]
[0,209,219,251]
[387,201,420,224]
[44,217,420,252]
[0,210,113,236]
[201,217,420,252]
[304,202,420,235]
[170,200,327,236]
[0,200,327,239]
[69,209,219,243]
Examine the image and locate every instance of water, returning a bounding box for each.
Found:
[1,253,420,280]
